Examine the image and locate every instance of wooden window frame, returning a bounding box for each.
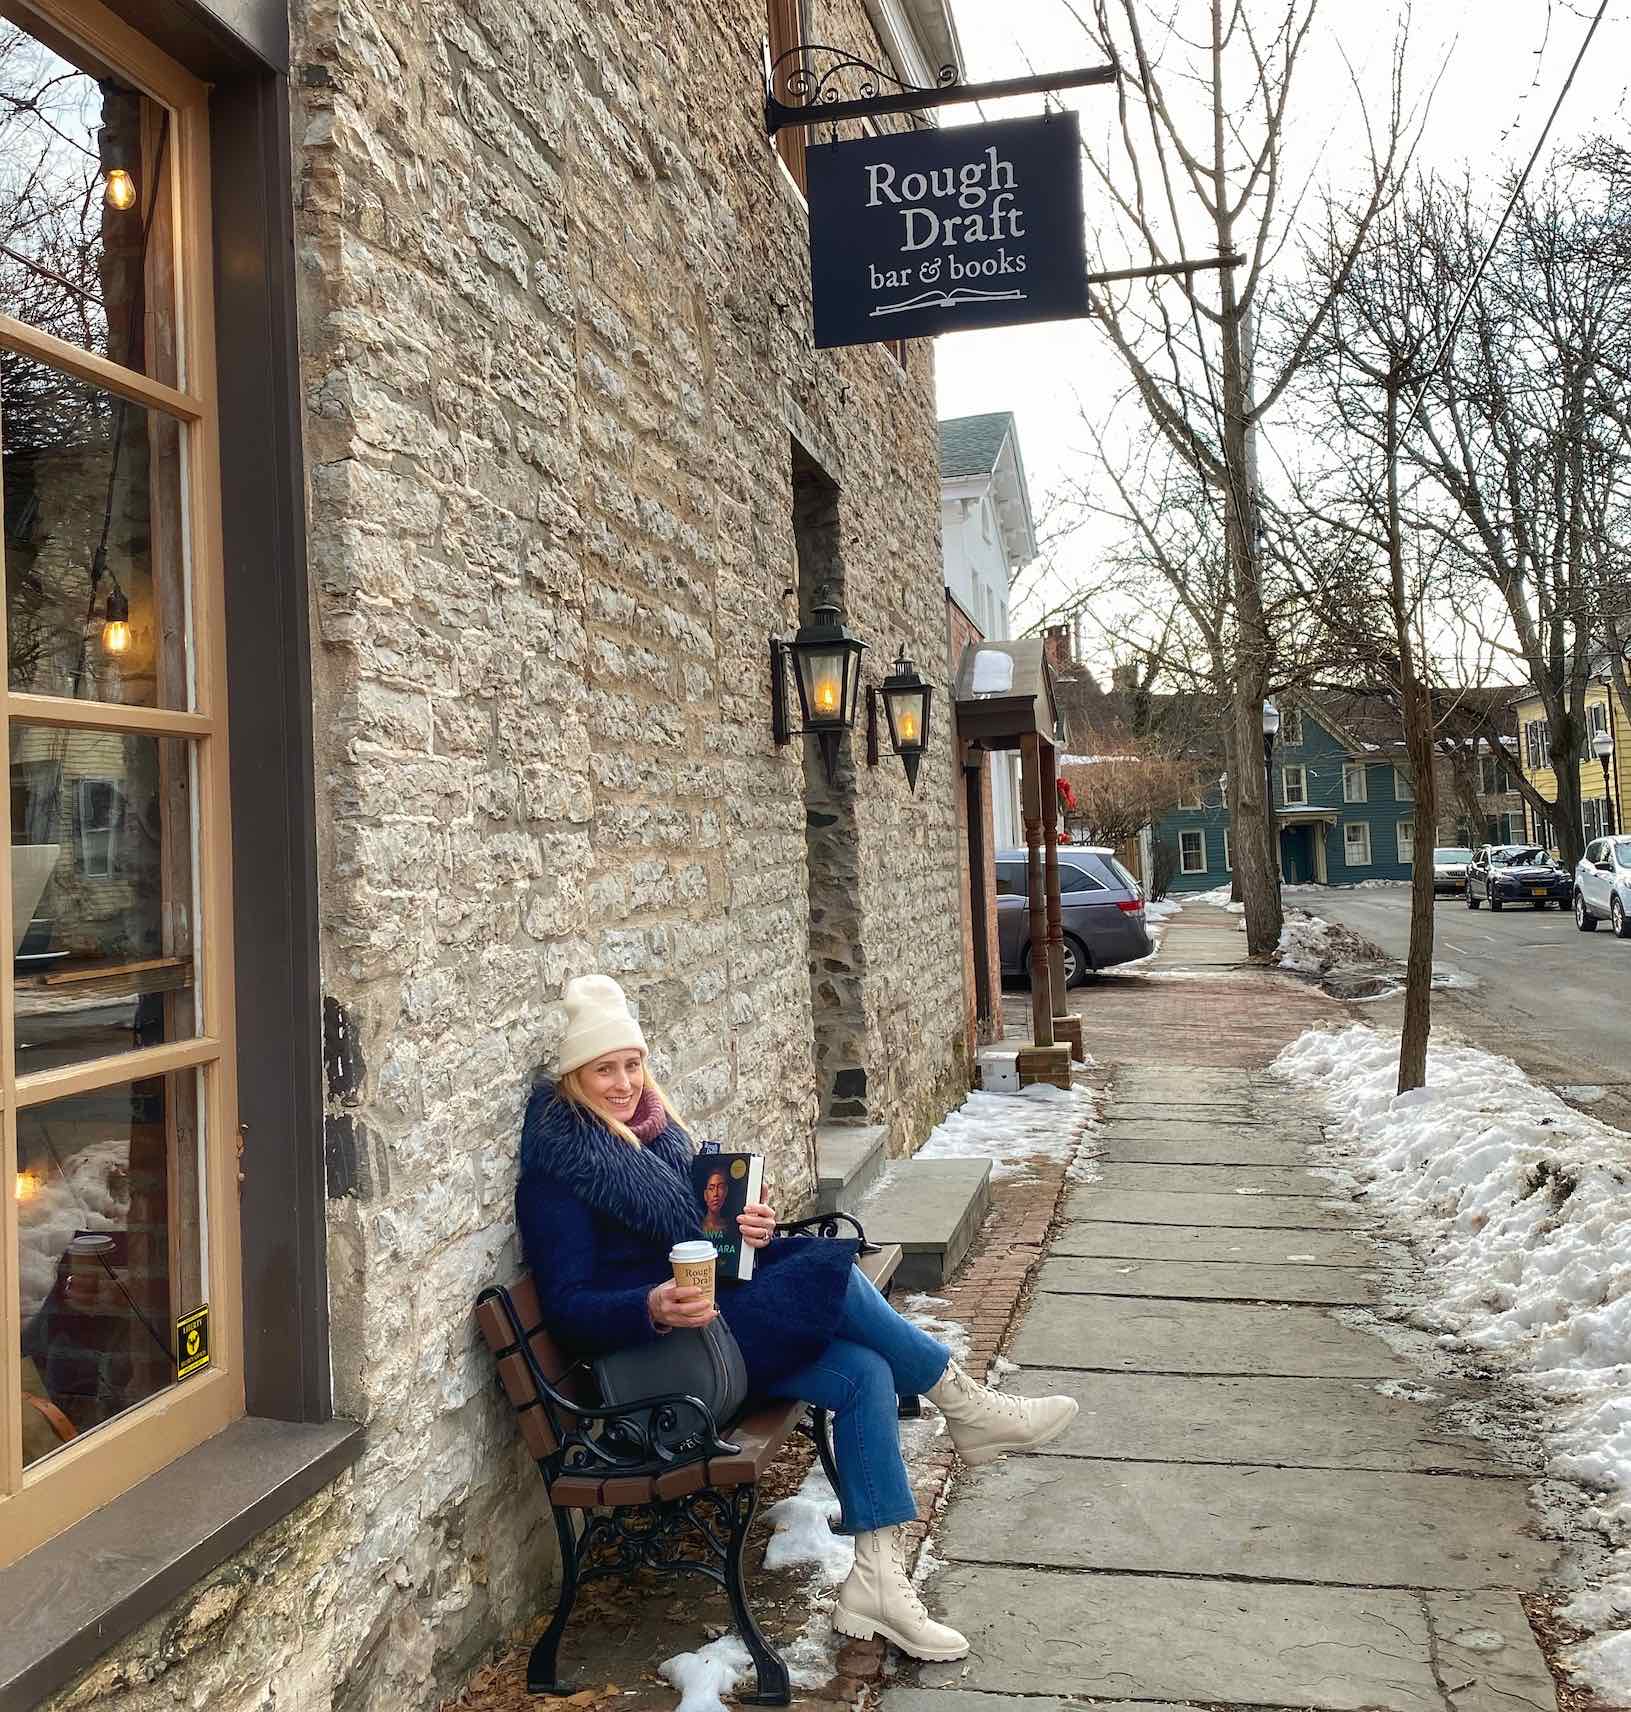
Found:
[1179,829,1207,874]
[1342,763,1368,804]
[1281,765,1307,806]
[0,0,243,1566]
[1393,766,1414,802]
[1344,822,1372,866]
[1397,820,1414,865]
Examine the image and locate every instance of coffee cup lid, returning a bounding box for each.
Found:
[669,1240,716,1264]
[69,1233,115,1255]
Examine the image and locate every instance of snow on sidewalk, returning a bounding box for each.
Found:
[1277,1023,1631,1700]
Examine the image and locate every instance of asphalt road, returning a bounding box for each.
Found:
[1306,883,1630,1126]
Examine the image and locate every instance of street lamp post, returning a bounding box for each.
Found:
[1262,701,1282,885]
[1593,729,1616,837]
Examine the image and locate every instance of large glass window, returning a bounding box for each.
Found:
[1,0,235,1565]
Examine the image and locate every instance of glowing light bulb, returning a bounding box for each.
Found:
[15,1170,40,1202]
[105,168,136,211]
[102,586,131,655]
[815,679,839,716]
[899,712,918,743]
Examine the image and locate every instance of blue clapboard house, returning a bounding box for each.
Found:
[1152,701,1423,893]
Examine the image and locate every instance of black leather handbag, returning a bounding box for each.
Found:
[591,1315,748,1456]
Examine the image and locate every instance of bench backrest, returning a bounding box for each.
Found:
[475,1274,591,1462]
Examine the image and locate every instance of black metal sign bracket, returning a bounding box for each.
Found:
[764,41,1117,136]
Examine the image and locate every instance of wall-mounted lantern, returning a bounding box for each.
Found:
[771,603,867,785]
[870,650,932,792]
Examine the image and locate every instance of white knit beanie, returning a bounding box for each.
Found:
[555,975,648,1076]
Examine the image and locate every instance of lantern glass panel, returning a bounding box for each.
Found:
[797,645,849,725]
[886,686,928,751]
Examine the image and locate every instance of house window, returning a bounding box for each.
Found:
[767,0,811,193]
[1281,765,1307,806]
[1525,719,1551,772]
[1179,829,1208,874]
[1,1,243,1566]
[1393,767,1414,802]
[1342,764,1368,803]
[76,780,123,879]
[1222,829,1232,871]
[1583,798,1609,842]
[1397,820,1414,865]
[1589,701,1610,738]
[1479,753,1512,795]
[1344,822,1372,866]
[1281,708,1303,746]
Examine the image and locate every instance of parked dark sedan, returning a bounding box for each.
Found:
[995,847,1153,985]
[1466,844,1573,911]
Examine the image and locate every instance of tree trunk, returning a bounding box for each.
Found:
[1387,379,1434,1094]
[1214,0,1280,957]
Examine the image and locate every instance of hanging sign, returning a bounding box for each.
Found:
[806,112,1089,350]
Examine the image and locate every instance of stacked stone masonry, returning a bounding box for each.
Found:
[41,0,969,1707]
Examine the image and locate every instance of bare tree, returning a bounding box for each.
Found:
[1057,0,1424,954]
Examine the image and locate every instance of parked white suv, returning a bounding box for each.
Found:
[1574,838,1631,937]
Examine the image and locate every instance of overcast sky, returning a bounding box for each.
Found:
[932,0,1630,667]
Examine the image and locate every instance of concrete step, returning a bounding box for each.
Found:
[815,1123,888,1217]
[854,1158,992,1292]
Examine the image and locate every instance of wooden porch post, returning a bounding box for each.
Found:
[1040,740,1066,1000]
[1021,733,1054,1045]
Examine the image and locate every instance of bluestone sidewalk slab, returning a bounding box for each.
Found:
[883,1695,1196,1712]
[1011,1292,1412,1377]
[1101,1128,1313,1165]
[1051,1222,1386,1267]
[935,1457,1555,1588]
[1425,1591,1561,1712]
[1035,1254,1384,1305]
[1095,1163,1338,1197]
[916,1564,1449,1708]
[1001,1369,1509,1472]
[1063,1186,1367,1229]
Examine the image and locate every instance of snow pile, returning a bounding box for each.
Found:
[903,1292,972,1363]
[1144,897,1182,925]
[1187,883,1245,912]
[764,1465,853,1584]
[658,1635,753,1712]
[1274,908,1387,975]
[1277,912,1336,973]
[1276,1023,1631,1700]
[915,1081,1098,1181]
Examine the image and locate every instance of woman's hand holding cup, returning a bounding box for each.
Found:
[648,1278,718,1329]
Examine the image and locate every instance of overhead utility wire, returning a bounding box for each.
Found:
[1398,0,1611,445]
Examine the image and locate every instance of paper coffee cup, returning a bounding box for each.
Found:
[669,1240,717,1305]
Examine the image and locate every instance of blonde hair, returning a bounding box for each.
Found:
[556,1060,686,1149]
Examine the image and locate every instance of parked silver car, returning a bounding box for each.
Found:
[1432,846,1474,895]
[1574,837,1631,937]
[995,846,1153,986]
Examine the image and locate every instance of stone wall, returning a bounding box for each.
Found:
[41,0,967,1705]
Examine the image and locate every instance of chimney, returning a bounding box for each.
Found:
[1043,624,1071,673]
[1110,662,1138,697]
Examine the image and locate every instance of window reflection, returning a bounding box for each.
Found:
[0,15,178,384]
[17,1072,205,1465]
[3,354,187,707]
[11,728,197,1073]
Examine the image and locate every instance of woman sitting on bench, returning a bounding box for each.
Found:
[518,975,1077,1663]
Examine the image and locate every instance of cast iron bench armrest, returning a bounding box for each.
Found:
[775,1211,879,1253]
[478,1284,739,1476]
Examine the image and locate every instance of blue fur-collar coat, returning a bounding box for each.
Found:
[517,1082,858,1392]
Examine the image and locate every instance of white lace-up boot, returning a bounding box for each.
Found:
[926,1360,1079,1466]
[833,1524,969,1660]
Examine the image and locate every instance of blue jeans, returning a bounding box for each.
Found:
[766,1266,952,1535]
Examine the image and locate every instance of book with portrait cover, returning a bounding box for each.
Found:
[691,1150,765,1282]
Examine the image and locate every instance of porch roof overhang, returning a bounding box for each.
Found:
[952,638,1063,753]
[1278,806,1340,825]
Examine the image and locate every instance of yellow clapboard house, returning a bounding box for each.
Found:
[1512,675,1630,849]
